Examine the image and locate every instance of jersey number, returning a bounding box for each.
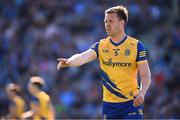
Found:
[115,51,118,56]
[113,49,120,56]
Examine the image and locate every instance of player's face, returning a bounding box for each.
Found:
[28,83,35,95]
[104,13,124,36]
[6,88,12,98]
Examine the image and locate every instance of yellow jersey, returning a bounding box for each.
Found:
[31,91,53,120]
[91,35,147,103]
[10,96,25,118]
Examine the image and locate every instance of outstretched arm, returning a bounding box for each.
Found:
[57,49,97,70]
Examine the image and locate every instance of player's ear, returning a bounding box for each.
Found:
[120,20,125,26]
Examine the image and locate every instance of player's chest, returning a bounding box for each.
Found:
[99,45,136,61]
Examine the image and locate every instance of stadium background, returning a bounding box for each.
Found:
[0,0,180,119]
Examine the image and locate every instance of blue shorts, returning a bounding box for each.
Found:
[103,100,143,119]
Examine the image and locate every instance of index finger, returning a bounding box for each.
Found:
[57,61,62,70]
[57,58,67,61]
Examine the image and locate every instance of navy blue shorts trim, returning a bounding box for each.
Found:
[103,100,143,119]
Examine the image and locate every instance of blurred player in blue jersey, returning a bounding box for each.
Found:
[57,5,151,119]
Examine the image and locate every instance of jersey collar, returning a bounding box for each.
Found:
[110,35,128,46]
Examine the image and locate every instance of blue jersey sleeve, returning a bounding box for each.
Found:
[31,96,39,105]
[136,41,147,62]
[90,42,99,57]
[9,100,16,107]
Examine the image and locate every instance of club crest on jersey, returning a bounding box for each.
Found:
[125,49,130,56]
[102,49,109,53]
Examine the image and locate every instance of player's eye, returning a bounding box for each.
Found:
[109,20,113,23]
[104,20,113,24]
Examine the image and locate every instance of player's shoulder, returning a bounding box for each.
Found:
[128,36,146,48]
[40,91,50,100]
[99,36,110,44]
[15,96,24,103]
[127,35,143,47]
[127,35,139,42]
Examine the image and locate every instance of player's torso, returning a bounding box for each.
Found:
[14,96,25,117]
[98,36,139,102]
[34,92,50,119]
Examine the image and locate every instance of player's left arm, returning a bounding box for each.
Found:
[133,61,151,106]
[133,41,151,107]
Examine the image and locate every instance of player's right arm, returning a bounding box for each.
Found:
[57,49,97,70]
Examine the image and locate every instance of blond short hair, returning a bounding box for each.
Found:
[30,76,45,88]
[105,5,128,23]
[6,83,20,93]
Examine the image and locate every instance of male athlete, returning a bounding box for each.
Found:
[22,76,55,120]
[6,83,25,119]
[57,5,151,119]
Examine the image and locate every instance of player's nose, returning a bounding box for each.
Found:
[105,24,111,28]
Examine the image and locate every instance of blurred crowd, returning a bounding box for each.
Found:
[0,0,180,119]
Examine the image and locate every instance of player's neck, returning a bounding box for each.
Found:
[111,32,126,43]
[10,94,17,99]
[33,90,41,96]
